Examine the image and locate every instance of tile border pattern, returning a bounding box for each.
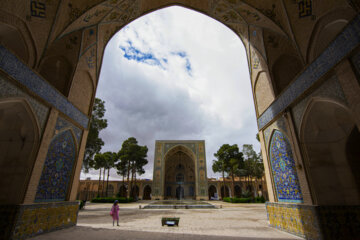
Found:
[258,14,360,130]
[0,45,89,129]
[11,201,79,240]
[266,202,360,240]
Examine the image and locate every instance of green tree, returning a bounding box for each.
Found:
[91,153,107,197]
[83,98,108,172]
[118,137,148,199]
[212,156,226,199]
[115,156,129,196]
[103,152,118,197]
[214,144,243,198]
[242,144,263,196]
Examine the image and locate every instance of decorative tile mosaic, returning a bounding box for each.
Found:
[55,116,83,148]
[266,202,360,240]
[0,45,89,128]
[164,143,196,155]
[35,130,77,202]
[269,130,303,203]
[266,202,321,239]
[0,75,49,133]
[258,14,360,130]
[291,75,347,134]
[263,117,287,148]
[11,202,78,240]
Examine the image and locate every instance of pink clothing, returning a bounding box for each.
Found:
[111,205,119,220]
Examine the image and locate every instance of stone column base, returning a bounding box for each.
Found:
[0,201,79,240]
[266,202,360,240]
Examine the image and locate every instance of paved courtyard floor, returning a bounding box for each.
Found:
[30,201,302,240]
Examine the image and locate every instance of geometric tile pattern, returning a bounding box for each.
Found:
[11,202,78,240]
[266,202,321,240]
[55,116,83,148]
[258,14,360,129]
[35,130,77,202]
[266,202,360,240]
[0,45,89,128]
[269,130,303,203]
[164,142,196,155]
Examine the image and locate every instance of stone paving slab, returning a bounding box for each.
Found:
[30,202,302,240]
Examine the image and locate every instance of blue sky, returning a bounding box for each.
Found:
[81,6,259,180]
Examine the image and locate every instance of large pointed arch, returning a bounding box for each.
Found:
[299,97,360,205]
[0,98,40,204]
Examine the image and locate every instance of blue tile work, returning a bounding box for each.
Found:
[55,116,83,148]
[0,45,89,128]
[269,130,303,203]
[258,14,360,130]
[35,130,77,202]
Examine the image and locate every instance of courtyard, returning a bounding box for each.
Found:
[29,201,301,240]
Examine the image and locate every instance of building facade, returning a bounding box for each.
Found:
[0,1,360,239]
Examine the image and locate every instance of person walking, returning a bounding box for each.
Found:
[110,200,120,226]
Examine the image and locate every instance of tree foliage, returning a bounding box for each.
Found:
[117,137,148,198]
[83,98,108,172]
[213,144,243,198]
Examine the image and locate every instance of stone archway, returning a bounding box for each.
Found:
[300,99,360,205]
[208,185,217,200]
[0,1,359,239]
[221,185,230,198]
[164,145,196,200]
[0,99,39,204]
[143,185,152,200]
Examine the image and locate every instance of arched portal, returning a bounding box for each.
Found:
[221,185,230,198]
[234,185,242,198]
[301,99,360,205]
[118,185,127,198]
[131,185,140,199]
[0,99,39,204]
[164,145,196,200]
[143,185,152,200]
[208,185,217,200]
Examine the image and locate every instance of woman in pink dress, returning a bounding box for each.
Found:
[110,200,120,226]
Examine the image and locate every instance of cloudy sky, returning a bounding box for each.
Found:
[81,6,260,180]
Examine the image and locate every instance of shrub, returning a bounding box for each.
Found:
[223,197,231,202]
[241,190,252,198]
[222,197,261,203]
[254,196,265,203]
[91,197,134,203]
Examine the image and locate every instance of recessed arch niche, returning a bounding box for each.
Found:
[164,145,196,200]
[0,99,40,204]
[300,99,360,205]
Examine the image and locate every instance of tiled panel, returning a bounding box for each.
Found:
[164,143,197,155]
[258,14,360,129]
[266,202,360,240]
[0,75,49,133]
[35,130,77,202]
[12,202,78,240]
[55,116,83,148]
[0,45,89,128]
[269,130,303,203]
[266,202,321,239]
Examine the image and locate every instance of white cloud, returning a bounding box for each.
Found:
[81,6,259,181]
